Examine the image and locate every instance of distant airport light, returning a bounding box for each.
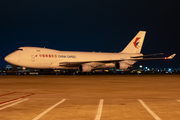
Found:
[168,68,171,72]
[139,65,142,68]
[164,57,167,59]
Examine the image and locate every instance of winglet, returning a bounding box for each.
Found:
[167,54,176,59]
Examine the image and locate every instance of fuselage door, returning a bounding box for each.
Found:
[31,55,35,62]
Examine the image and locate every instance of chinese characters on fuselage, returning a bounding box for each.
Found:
[38,54,76,58]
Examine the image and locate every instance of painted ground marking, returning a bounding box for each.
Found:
[0,98,28,111]
[0,98,23,107]
[138,99,161,120]
[95,99,104,120]
[0,93,35,105]
[32,99,66,120]
[0,92,17,97]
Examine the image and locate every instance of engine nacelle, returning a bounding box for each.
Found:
[115,62,129,70]
[78,64,92,72]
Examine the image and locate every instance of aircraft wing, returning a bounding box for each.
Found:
[167,54,176,59]
[130,53,164,58]
[131,53,176,61]
[57,54,176,67]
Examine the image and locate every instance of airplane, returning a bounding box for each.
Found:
[4,31,176,72]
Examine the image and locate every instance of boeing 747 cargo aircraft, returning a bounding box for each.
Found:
[4,31,176,72]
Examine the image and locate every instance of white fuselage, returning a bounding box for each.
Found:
[4,47,142,70]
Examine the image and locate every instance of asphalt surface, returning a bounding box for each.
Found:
[0,75,180,120]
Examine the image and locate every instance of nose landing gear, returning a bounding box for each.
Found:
[22,67,26,75]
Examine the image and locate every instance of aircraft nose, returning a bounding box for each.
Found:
[4,52,20,65]
[4,55,10,62]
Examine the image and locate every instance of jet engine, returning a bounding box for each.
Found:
[115,62,129,70]
[78,64,92,72]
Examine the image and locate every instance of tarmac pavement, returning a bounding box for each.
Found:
[0,75,180,120]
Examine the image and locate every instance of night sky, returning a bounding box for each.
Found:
[0,0,179,68]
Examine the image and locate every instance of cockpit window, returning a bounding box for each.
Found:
[16,49,23,51]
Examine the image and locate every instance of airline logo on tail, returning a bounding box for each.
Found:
[133,37,141,49]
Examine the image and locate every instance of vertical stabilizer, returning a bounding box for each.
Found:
[121,31,146,53]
